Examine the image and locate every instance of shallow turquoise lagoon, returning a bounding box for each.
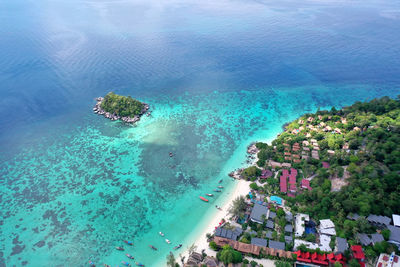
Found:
[1,0,400,266]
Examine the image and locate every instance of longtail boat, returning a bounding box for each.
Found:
[149,245,157,250]
[206,194,213,197]
[199,196,209,202]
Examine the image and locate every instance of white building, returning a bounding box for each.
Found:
[319,219,336,236]
[295,213,310,237]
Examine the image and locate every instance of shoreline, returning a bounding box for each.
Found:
[180,179,251,260]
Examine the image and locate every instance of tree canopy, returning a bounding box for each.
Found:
[100,92,144,117]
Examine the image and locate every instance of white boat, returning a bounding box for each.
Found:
[159,232,164,236]
[165,239,171,244]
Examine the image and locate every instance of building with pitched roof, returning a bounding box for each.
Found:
[251,237,268,247]
[249,203,269,224]
[367,214,391,227]
[335,237,348,254]
[269,240,285,250]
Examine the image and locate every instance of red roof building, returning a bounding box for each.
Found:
[322,161,330,168]
[280,176,287,193]
[290,168,298,176]
[289,174,296,184]
[351,245,366,267]
[301,179,312,191]
[289,183,297,193]
[282,169,289,177]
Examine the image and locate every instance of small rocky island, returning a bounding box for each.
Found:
[93,92,150,124]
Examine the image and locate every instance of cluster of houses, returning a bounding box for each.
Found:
[210,186,400,267]
[184,252,217,267]
[292,115,346,137]
[277,167,312,197]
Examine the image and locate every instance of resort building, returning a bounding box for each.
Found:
[367,214,391,227]
[214,227,241,241]
[393,214,400,227]
[388,225,400,248]
[375,253,400,267]
[295,213,310,237]
[249,203,269,224]
[335,237,348,254]
[319,219,336,236]
[251,237,268,248]
[269,240,285,251]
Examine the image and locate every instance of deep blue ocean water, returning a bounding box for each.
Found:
[1,0,400,266]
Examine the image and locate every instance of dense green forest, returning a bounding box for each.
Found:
[255,96,400,240]
[100,92,144,117]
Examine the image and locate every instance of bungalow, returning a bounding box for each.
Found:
[347,213,362,221]
[311,150,320,160]
[265,230,273,239]
[282,162,291,168]
[357,233,372,246]
[303,146,310,151]
[266,220,275,229]
[251,237,268,248]
[293,159,301,163]
[388,225,400,248]
[285,224,293,234]
[250,203,269,224]
[327,150,335,156]
[367,214,391,227]
[260,169,273,179]
[285,235,293,244]
[269,240,285,251]
[322,162,330,168]
[285,212,294,222]
[307,117,314,122]
[215,227,239,240]
[336,237,348,254]
[269,211,277,220]
[371,233,384,245]
[303,140,309,146]
[334,128,342,134]
[301,179,312,191]
[269,160,282,169]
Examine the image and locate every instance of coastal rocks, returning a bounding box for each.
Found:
[228,168,244,179]
[93,97,150,125]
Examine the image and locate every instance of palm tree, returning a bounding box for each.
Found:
[187,243,198,255]
[166,252,176,267]
[228,196,246,217]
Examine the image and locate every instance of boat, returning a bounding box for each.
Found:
[116,246,125,251]
[213,189,221,192]
[124,240,133,246]
[159,232,164,237]
[206,194,213,197]
[219,179,223,183]
[149,245,157,250]
[165,239,171,244]
[126,254,134,259]
[199,196,209,202]
[103,265,110,267]
[169,152,173,157]
[89,261,95,266]
[218,186,224,189]
[135,263,144,267]
[173,244,182,250]
[121,261,131,266]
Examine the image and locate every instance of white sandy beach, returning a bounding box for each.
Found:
[181,179,251,260]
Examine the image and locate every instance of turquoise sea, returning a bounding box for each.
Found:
[1,0,400,266]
